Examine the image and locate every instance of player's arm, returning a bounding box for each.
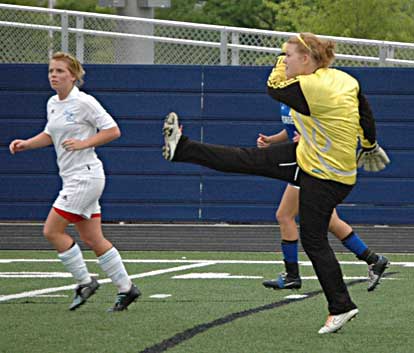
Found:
[356,91,390,172]
[62,126,121,151]
[9,132,53,154]
[266,48,310,116]
[358,91,376,148]
[257,129,288,148]
[268,129,289,144]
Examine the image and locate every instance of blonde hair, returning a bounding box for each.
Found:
[288,33,336,68]
[51,52,85,86]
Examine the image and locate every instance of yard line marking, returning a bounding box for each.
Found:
[171,273,397,281]
[0,272,99,278]
[2,258,414,267]
[128,262,215,280]
[285,294,308,299]
[0,259,62,263]
[172,272,262,279]
[150,294,172,299]
[35,295,68,298]
[0,283,77,303]
[0,262,214,303]
[0,272,74,278]
[300,276,397,280]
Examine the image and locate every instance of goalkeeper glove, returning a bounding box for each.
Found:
[357,143,390,172]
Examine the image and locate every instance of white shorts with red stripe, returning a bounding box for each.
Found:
[53,176,105,220]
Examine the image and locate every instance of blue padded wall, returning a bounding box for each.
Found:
[1,64,413,224]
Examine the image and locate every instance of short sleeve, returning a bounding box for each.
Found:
[82,94,117,130]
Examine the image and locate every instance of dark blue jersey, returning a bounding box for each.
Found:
[280,103,297,141]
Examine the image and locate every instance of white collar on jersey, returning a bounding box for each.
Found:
[53,85,80,102]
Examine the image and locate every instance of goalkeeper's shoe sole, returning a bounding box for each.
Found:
[318,308,359,334]
[69,277,100,311]
[367,255,389,291]
[162,112,182,161]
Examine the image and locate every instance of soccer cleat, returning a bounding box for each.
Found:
[162,112,182,161]
[108,284,141,312]
[318,308,359,334]
[262,272,302,290]
[367,255,389,291]
[69,277,100,311]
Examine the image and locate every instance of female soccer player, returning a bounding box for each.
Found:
[9,52,140,312]
[162,33,390,333]
[257,103,388,292]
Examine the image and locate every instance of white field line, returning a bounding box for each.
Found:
[0,272,74,278]
[0,262,214,303]
[150,294,172,299]
[36,295,68,298]
[172,273,397,281]
[172,272,262,279]
[1,259,414,267]
[0,257,405,302]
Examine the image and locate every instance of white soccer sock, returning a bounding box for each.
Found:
[98,247,132,293]
[58,243,91,285]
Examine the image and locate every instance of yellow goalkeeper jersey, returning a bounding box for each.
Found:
[267,57,377,185]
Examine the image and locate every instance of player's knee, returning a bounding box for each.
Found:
[43,225,60,241]
[80,236,95,249]
[79,233,106,250]
[276,209,295,226]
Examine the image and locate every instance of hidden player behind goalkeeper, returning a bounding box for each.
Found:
[162,32,390,334]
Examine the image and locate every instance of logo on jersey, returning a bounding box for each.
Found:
[280,103,295,125]
[281,115,294,125]
[311,168,324,175]
[63,110,76,123]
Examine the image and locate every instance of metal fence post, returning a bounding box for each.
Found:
[76,15,84,63]
[379,43,395,67]
[386,45,395,67]
[231,31,239,66]
[61,12,68,52]
[220,29,228,65]
[379,44,386,66]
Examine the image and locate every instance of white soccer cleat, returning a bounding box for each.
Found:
[318,308,359,334]
[162,112,182,161]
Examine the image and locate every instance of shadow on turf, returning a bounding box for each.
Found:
[139,272,398,353]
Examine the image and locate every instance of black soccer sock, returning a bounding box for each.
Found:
[284,260,300,278]
[357,249,379,265]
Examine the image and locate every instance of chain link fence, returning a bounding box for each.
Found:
[1,3,414,66]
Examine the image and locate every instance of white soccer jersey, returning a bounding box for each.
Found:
[44,86,117,181]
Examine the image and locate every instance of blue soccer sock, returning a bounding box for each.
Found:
[341,231,367,257]
[281,239,299,263]
[342,231,378,264]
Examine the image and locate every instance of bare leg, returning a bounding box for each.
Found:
[75,217,112,257]
[277,184,300,242]
[263,184,301,290]
[328,209,352,240]
[43,208,73,252]
[76,218,133,295]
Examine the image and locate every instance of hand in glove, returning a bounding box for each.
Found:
[357,143,390,172]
